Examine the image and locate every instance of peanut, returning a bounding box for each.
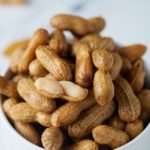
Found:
[92,125,129,149]
[29,59,48,77]
[62,139,99,150]
[125,119,144,139]
[110,52,123,80]
[68,100,115,139]
[2,98,40,145]
[41,127,64,150]
[34,77,88,102]
[106,115,125,130]
[118,44,147,62]
[50,14,105,36]
[45,73,57,81]
[75,43,93,87]
[92,49,113,71]
[0,76,19,98]
[10,47,24,73]
[49,29,68,55]
[137,89,150,123]
[12,74,27,83]
[51,90,96,127]
[121,56,132,74]
[127,59,145,93]
[17,78,56,113]
[18,28,49,73]
[3,39,29,57]
[36,46,72,81]
[114,75,141,122]
[93,70,114,106]
[9,102,52,127]
[14,122,41,145]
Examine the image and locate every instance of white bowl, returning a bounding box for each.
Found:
[0,57,150,150]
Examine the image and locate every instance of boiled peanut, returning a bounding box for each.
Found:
[68,100,115,139]
[92,49,113,71]
[106,114,125,130]
[10,47,24,73]
[125,119,144,139]
[62,139,99,150]
[137,89,150,123]
[114,75,141,122]
[17,78,56,113]
[49,29,68,55]
[41,127,64,150]
[51,90,96,127]
[127,59,145,93]
[14,122,41,145]
[9,102,52,127]
[29,59,48,77]
[0,76,19,98]
[36,46,72,81]
[118,44,147,62]
[18,28,49,73]
[110,52,123,80]
[93,70,114,106]
[50,14,104,36]
[3,39,29,57]
[75,43,93,87]
[92,125,129,149]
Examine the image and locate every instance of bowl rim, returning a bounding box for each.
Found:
[0,69,150,150]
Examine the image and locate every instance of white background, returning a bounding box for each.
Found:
[0,0,150,149]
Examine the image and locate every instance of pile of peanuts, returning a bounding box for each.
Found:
[1,14,150,150]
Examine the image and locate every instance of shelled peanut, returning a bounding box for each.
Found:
[1,13,149,150]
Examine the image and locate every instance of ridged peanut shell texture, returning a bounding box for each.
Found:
[93,70,114,106]
[17,78,56,113]
[68,100,115,139]
[42,127,64,150]
[92,125,129,149]
[114,75,141,122]
[36,46,72,81]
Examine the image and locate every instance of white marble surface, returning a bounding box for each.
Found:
[0,0,150,149]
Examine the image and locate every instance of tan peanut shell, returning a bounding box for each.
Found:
[3,39,29,57]
[14,122,41,145]
[93,70,114,106]
[121,56,132,74]
[50,14,104,36]
[17,78,56,113]
[127,59,145,93]
[18,28,49,73]
[137,89,150,122]
[106,115,125,130]
[10,47,24,73]
[114,75,141,122]
[118,44,147,62]
[88,16,105,33]
[92,125,129,149]
[9,102,52,127]
[41,127,64,150]
[92,49,113,71]
[125,119,144,139]
[62,139,99,150]
[0,76,19,98]
[29,59,48,77]
[12,74,27,83]
[110,52,123,80]
[75,43,93,87]
[49,29,68,55]
[46,73,58,81]
[36,46,72,81]
[51,90,96,127]
[68,100,115,139]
